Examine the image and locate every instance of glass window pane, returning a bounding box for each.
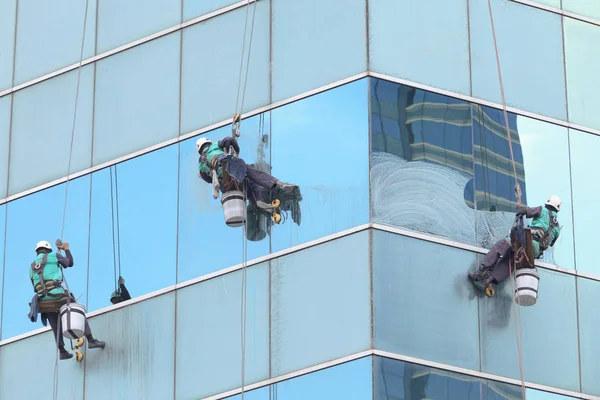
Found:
[369,0,470,95]
[569,129,599,275]
[0,205,5,335]
[177,115,270,283]
[84,293,175,399]
[0,0,16,91]
[563,1,600,21]
[564,17,600,131]
[175,263,269,399]
[271,79,369,253]
[93,33,180,166]
[375,355,578,400]
[370,78,476,245]
[225,357,373,400]
[473,107,575,271]
[577,276,600,396]
[183,0,238,22]
[96,0,181,54]
[480,269,579,392]
[88,146,178,312]
[373,230,480,370]
[271,231,371,376]
[469,0,567,120]
[271,0,367,102]
[1,176,91,340]
[13,0,96,85]
[181,3,269,135]
[0,95,10,199]
[0,330,84,399]
[9,66,94,196]
[534,0,561,8]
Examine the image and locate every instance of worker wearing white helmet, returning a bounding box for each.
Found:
[196,135,298,210]
[29,240,105,360]
[469,195,562,295]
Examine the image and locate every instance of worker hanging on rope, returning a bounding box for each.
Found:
[27,240,105,360]
[110,276,132,305]
[468,195,562,295]
[196,118,302,224]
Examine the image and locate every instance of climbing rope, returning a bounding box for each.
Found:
[232,0,258,137]
[230,2,258,399]
[51,1,90,399]
[486,1,527,399]
[109,166,122,291]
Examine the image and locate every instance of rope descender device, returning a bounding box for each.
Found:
[232,113,241,138]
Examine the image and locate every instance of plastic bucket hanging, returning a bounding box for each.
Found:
[221,190,247,227]
[246,208,268,241]
[514,267,539,307]
[59,303,87,339]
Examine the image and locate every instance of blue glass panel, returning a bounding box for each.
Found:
[577,277,600,396]
[0,330,84,399]
[88,146,178,312]
[0,0,16,91]
[563,1,600,21]
[534,0,561,7]
[271,0,367,102]
[183,0,238,22]
[473,107,575,271]
[175,263,269,399]
[225,357,373,400]
[370,78,476,245]
[564,17,600,131]
[84,293,175,399]
[271,231,371,376]
[96,0,181,54]
[0,205,5,336]
[93,33,180,166]
[469,0,567,120]
[180,2,269,135]
[375,356,578,400]
[480,269,579,391]
[369,0,470,95]
[569,128,600,275]
[9,66,94,196]
[0,95,10,199]
[373,230,480,370]
[177,115,270,283]
[13,0,96,85]
[271,79,369,253]
[1,176,91,340]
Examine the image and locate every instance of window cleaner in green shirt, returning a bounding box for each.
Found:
[196,136,297,210]
[468,195,562,294]
[29,240,105,360]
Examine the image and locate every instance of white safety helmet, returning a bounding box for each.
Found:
[545,195,562,212]
[196,138,212,154]
[35,240,52,252]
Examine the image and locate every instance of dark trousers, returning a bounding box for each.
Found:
[480,239,513,284]
[46,311,92,350]
[245,165,277,204]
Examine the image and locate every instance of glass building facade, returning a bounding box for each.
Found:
[0,0,598,399]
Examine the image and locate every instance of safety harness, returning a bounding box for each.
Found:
[31,253,63,299]
[529,211,559,257]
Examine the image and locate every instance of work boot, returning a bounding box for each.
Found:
[275,181,296,193]
[59,347,73,360]
[87,338,106,350]
[256,200,275,211]
[468,267,492,291]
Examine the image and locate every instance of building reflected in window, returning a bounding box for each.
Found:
[370,78,527,247]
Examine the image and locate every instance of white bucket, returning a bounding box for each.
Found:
[514,268,539,307]
[59,303,87,339]
[221,190,247,227]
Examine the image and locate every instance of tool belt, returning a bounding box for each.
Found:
[37,294,72,314]
[34,280,62,296]
[530,227,549,254]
